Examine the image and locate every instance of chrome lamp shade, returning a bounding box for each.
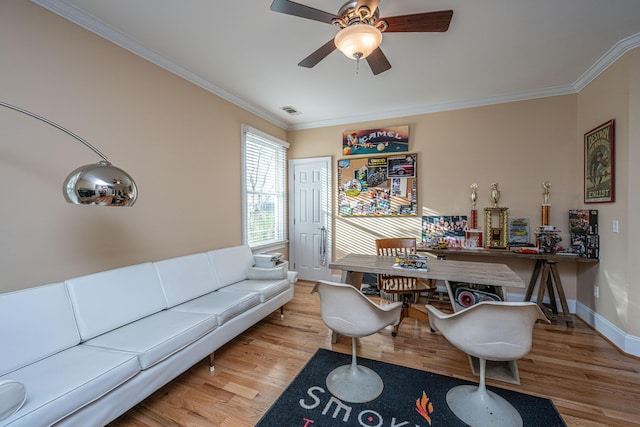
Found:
[64,160,137,206]
[1,101,137,207]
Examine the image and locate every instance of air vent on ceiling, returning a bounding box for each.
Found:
[281,105,302,115]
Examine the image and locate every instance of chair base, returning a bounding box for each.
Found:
[326,364,384,403]
[446,385,523,427]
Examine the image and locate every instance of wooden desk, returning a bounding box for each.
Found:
[330,253,526,289]
[420,248,598,327]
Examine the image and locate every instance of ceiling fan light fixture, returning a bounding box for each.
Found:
[334,24,382,60]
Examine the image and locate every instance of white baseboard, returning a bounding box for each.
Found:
[508,293,640,357]
[575,301,640,357]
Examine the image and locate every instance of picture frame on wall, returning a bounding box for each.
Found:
[584,119,615,203]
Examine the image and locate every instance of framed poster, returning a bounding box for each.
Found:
[584,120,615,203]
[342,125,409,156]
[338,153,417,216]
[508,218,530,246]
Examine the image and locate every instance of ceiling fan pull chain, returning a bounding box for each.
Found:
[354,51,363,75]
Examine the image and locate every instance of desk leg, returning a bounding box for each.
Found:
[537,263,551,312]
[343,271,363,290]
[525,260,543,301]
[546,273,559,314]
[533,261,574,327]
[549,262,574,327]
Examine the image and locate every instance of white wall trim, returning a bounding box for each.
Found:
[576,302,640,358]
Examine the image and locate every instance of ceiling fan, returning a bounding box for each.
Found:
[270,0,453,75]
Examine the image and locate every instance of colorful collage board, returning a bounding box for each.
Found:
[338,153,417,216]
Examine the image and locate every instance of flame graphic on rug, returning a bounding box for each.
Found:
[416,391,434,425]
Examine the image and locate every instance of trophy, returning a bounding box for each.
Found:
[484,182,508,249]
[541,182,551,226]
[470,183,478,229]
[465,184,482,248]
[489,182,501,207]
[536,181,562,252]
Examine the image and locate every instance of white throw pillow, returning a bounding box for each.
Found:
[246,266,286,280]
[0,380,26,420]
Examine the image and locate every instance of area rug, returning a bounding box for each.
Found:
[257,348,566,426]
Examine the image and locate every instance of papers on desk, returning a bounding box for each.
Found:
[392,263,428,271]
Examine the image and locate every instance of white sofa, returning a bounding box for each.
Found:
[0,245,294,426]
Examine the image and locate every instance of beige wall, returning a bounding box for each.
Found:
[289,96,580,299]
[0,1,285,292]
[2,1,637,349]
[577,48,639,337]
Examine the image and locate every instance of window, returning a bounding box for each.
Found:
[241,125,289,250]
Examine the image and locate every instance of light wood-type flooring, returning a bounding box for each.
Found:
[109,281,640,426]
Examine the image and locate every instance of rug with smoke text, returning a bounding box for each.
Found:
[256,348,566,426]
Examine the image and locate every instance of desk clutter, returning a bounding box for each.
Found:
[419,183,600,259]
[569,209,599,259]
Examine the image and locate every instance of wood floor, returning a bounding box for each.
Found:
[109,281,640,427]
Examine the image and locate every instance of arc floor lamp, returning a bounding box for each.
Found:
[1,101,137,207]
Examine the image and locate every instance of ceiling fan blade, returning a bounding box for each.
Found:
[381,10,453,32]
[270,0,338,24]
[356,0,380,15]
[366,48,391,75]
[298,39,337,68]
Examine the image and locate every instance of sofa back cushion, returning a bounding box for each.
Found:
[0,283,80,376]
[65,263,166,341]
[154,253,220,307]
[207,245,254,287]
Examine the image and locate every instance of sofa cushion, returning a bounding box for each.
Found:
[219,278,291,303]
[82,310,217,370]
[154,253,221,306]
[1,345,139,427]
[65,263,167,341]
[0,283,80,376]
[207,245,254,287]
[0,380,26,421]
[170,290,261,325]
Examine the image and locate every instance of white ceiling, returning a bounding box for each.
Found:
[34,0,640,130]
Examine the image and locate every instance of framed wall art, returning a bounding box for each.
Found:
[342,125,409,156]
[584,119,615,203]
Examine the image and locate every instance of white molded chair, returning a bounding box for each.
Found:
[425,301,549,427]
[312,280,402,403]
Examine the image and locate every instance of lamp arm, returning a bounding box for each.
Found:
[0,101,109,162]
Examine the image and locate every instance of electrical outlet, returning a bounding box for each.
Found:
[613,220,619,233]
[594,285,600,299]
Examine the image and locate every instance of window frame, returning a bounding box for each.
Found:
[241,125,289,251]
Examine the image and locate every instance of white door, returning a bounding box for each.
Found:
[289,157,332,281]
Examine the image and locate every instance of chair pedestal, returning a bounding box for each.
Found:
[446,358,523,427]
[325,338,384,403]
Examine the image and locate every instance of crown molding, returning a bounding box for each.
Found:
[573,32,640,92]
[288,85,577,130]
[32,1,640,132]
